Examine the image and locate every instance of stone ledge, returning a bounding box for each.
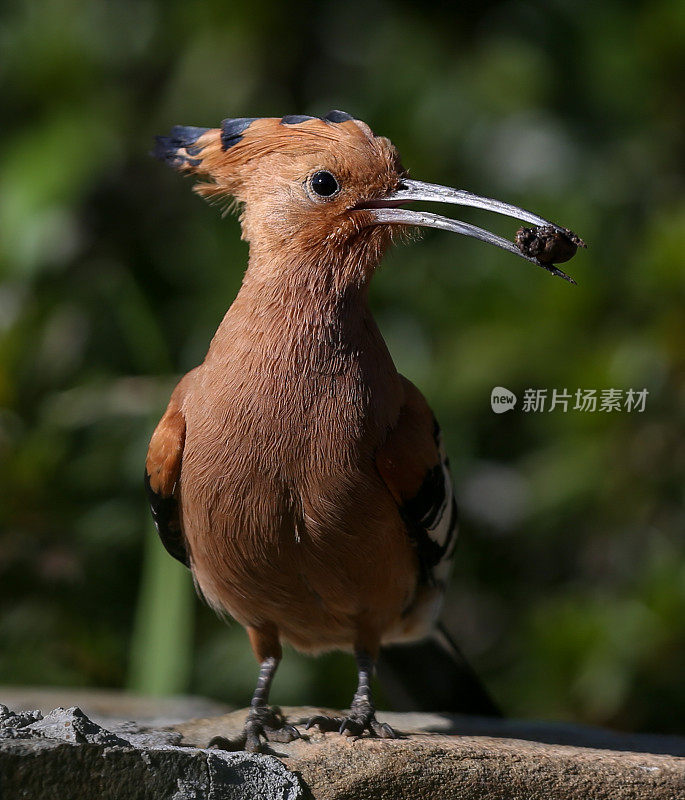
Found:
[2,695,685,800]
[179,707,685,800]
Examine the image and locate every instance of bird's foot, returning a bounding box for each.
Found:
[305,699,397,740]
[209,706,300,754]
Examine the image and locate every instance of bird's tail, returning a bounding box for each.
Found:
[377,622,501,716]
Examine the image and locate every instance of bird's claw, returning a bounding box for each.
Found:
[370,719,397,738]
[233,706,300,753]
[339,716,365,737]
[306,707,398,740]
[305,714,344,733]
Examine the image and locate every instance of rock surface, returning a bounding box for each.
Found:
[180,707,685,800]
[1,693,685,799]
[0,703,304,800]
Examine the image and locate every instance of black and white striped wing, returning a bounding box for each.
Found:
[376,376,459,594]
[399,422,458,589]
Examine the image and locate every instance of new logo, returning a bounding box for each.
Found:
[490,386,517,414]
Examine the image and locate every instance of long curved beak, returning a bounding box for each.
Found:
[361,179,581,284]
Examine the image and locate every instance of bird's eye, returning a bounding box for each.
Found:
[310,170,340,198]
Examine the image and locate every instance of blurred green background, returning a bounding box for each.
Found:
[1,0,684,735]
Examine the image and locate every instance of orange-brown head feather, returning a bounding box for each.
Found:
[154,112,407,284]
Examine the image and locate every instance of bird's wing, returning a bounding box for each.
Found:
[144,375,192,568]
[376,375,458,588]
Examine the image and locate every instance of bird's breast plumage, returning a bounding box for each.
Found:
[175,294,418,651]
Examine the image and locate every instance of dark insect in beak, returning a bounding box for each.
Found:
[515,226,587,265]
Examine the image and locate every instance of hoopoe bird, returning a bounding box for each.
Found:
[148,111,581,752]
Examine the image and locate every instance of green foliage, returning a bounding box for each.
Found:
[1,0,683,732]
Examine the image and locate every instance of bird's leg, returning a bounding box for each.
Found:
[341,649,398,738]
[210,625,299,753]
[242,655,300,751]
[306,649,398,739]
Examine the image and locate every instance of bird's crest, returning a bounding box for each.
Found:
[153,111,388,207]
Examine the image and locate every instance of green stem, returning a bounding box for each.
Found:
[127,523,194,695]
